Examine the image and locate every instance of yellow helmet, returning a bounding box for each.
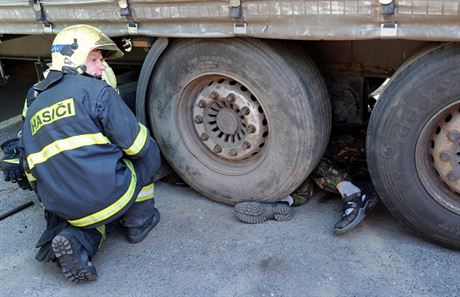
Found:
[50,24,123,74]
[101,61,119,92]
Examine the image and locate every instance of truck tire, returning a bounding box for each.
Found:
[148,38,331,205]
[367,43,460,249]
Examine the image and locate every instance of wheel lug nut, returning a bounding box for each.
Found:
[440,151,451,162]
[447,130,460,142]
[241,106,250,116]
[226,93,236,103]
[447,170,460,181]
[229,148,238,156]
[242,141,251,149]
[200,133,209,141]
[213,145,222,153]
[210,91,219,100]
[247,125,256,133]
[194,115,203,124]
[198,100,207,108]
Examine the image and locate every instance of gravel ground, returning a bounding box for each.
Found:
[0,121,459,297]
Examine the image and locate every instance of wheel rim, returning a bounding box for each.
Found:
[183,75,269,163]
[416,101,460,215]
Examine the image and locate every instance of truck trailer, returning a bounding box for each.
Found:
[1,0,460,249]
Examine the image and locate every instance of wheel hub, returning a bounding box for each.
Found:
[416,102,460,215]
[215,107,239,135]
[192,78,268,161]
[432,112,460,193]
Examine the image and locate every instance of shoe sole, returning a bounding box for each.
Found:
[334,200,370,235]
[234,202,293,224]
[52,235,97,283]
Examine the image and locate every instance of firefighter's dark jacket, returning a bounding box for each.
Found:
[21,71,161,228]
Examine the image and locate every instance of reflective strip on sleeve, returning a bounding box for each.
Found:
[25,172,37,182]
[22,99,28,118]
[68,159,137,228]
[27,133,110,170]
[123,123,148,156]
[135,183,155,202]
[3,159,19,164]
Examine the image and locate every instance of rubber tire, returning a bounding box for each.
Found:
[367,43,460,249]
[149,38,331,205]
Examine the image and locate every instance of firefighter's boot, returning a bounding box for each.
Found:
[123,199,160,243]
[51,228,98,283]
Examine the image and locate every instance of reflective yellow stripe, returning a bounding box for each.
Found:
[27,133,110,170]
[135,183,155,202]
[22,99,28,118]
[3,159,19,164]
[68,160,137,227]
[25,172,36,182]
[123,123,148,156]
[96,225,106,248]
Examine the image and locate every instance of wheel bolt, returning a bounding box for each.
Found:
[229,148,238,156]
[440,151,451,162]
[241,106,250,116]
[247,125,256,133]
[213,145,222,153]
[200,133,209,141]
[242,141,251,149]
[198,100,207,108]
[447,170,460,181]
[226,93,236,103]
[194,115,203,124]
[447,130,460,142]
[210,91,219,100]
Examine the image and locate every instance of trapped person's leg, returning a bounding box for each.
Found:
[333,181,378,234]
[312,159,378,234]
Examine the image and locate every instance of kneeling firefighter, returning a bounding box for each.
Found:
[16,24,161,283]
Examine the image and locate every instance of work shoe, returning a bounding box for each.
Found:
[333,189,379,234]
[234,201,293,224]
[126,207,160,244]
[51,233,97,283]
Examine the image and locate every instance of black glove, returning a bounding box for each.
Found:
[0,138,32,191]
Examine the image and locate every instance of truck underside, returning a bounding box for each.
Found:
[1,0,460,249]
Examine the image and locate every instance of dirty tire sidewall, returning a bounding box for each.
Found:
[367,43,460,249]
[149,38,331,205]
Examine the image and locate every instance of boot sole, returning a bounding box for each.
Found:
[234,202,293,224]
[52,235,97,283]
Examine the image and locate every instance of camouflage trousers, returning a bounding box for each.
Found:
[292,131,368,206]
